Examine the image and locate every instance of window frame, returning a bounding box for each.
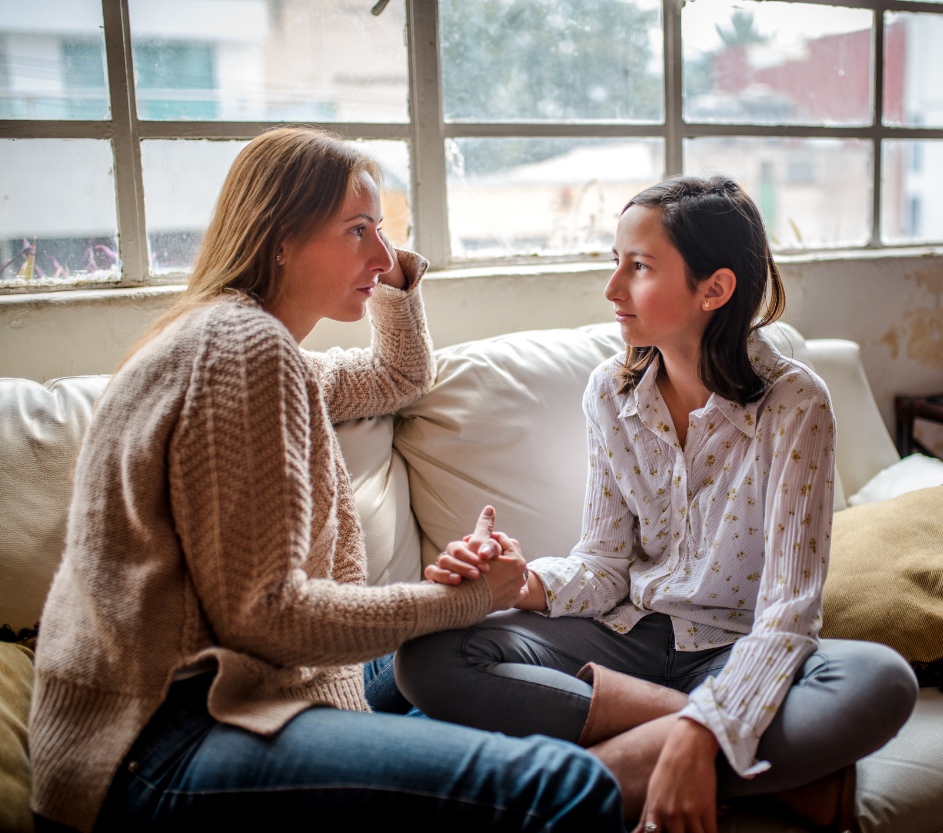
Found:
[3,0,943,291]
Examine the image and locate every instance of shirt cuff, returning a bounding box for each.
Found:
[681,679,771,779]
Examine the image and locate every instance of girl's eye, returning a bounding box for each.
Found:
[352,225,365,238]
[634,261,648,272]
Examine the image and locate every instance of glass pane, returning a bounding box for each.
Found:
[683,1,873,126]
[0,139,118,286]
[884,12,943,128]
[440,0,663,123]
[447,138,665,259]
[128,0,408,122]
[0,0,109,119]
[684,137,872,249]
[142,139,411,275]
[882,140,943,244]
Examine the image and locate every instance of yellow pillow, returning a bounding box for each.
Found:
[822,485,943,663]
[0,641,35,833]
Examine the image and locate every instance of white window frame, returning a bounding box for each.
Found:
[2,0,943,290]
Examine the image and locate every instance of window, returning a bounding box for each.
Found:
[2,0,943,292]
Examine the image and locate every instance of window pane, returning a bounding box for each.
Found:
[684,137,872,249]
[683,1,873,126]
[884,12,943,128]
[0,0,109,120]
[0,139,118,286]
[128,0,408,122]
[447,138,664,259]
[142,139,411,275]
[440,0,663,123]
[882,140,943,243]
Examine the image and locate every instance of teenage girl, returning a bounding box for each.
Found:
[396,175,918,833]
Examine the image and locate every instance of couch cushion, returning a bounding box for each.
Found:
[855,687,943,833]
[0,375,109,635]
[395,323,627,566]
[335,416,421,585]
[847,453,943,507]
[821,486,943,664]
[0,641,35,833]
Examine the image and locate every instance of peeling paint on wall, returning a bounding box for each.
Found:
[901,306,943,370]
[879,268,943,369]
[912,269,943,297]
[880,326,901,360]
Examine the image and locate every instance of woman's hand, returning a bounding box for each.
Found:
[377,230,407,290]
[424,505,504,585]
[633,718,720,833]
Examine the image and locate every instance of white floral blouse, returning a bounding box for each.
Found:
[527,330,837,777]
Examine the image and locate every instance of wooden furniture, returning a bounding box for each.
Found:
[895,394,943,458]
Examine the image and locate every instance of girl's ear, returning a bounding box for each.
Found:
[700,267,736,311]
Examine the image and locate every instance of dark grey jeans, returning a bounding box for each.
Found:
[395,610,919,796]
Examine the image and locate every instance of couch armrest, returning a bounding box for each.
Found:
[806,339,900,499]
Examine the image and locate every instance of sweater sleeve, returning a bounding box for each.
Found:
[308,248,437,425]
[168,305,490,669]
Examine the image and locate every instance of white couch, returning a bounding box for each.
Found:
[2,321,942,833]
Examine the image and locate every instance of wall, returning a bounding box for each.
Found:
[2,251,942,441]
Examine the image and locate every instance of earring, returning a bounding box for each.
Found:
[276,252,285,265]
[702,300,711,310]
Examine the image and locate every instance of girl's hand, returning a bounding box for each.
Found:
[634,718,720,833]
[484,549,529,612]
[424,505,503,585]
[377,230,407,289]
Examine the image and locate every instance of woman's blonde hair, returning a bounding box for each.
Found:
[126,125,382,362]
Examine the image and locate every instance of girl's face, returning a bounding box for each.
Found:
[605,204,710,356]
[268,170,394,342]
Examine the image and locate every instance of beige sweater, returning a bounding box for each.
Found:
[29,253,492,831]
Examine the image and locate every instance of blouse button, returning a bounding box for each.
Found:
[127,761,139,773]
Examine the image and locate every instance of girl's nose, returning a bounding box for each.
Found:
[604,268,624,302]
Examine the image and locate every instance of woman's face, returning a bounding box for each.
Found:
[605,204,709,356]
[268,170,394,342]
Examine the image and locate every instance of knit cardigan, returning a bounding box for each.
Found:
[29,252,492,831]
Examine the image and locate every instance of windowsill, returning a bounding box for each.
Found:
[1,245,942,307]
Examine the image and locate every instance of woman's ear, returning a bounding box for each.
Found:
[700,268,736,312]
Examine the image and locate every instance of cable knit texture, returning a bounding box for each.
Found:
[29,251,492,832]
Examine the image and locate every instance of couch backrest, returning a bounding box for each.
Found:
[0,375,109,636]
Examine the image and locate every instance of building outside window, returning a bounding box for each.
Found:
[1,0,942,292]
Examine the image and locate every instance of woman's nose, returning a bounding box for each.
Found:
[373,230,395,273]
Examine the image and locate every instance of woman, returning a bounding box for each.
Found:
[28,126,625,833]
[396,175,919,833]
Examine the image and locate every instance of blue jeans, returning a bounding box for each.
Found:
[395,610,919,797]
[90,655,625,832]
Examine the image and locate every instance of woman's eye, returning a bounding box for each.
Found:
[634,261,647,271]
[352,225,365,238]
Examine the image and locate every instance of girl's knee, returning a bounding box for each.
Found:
[829,639,919,739]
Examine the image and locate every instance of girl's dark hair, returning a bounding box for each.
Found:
[617,174,786,404]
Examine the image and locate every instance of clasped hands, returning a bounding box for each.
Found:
[424,505,530,612]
